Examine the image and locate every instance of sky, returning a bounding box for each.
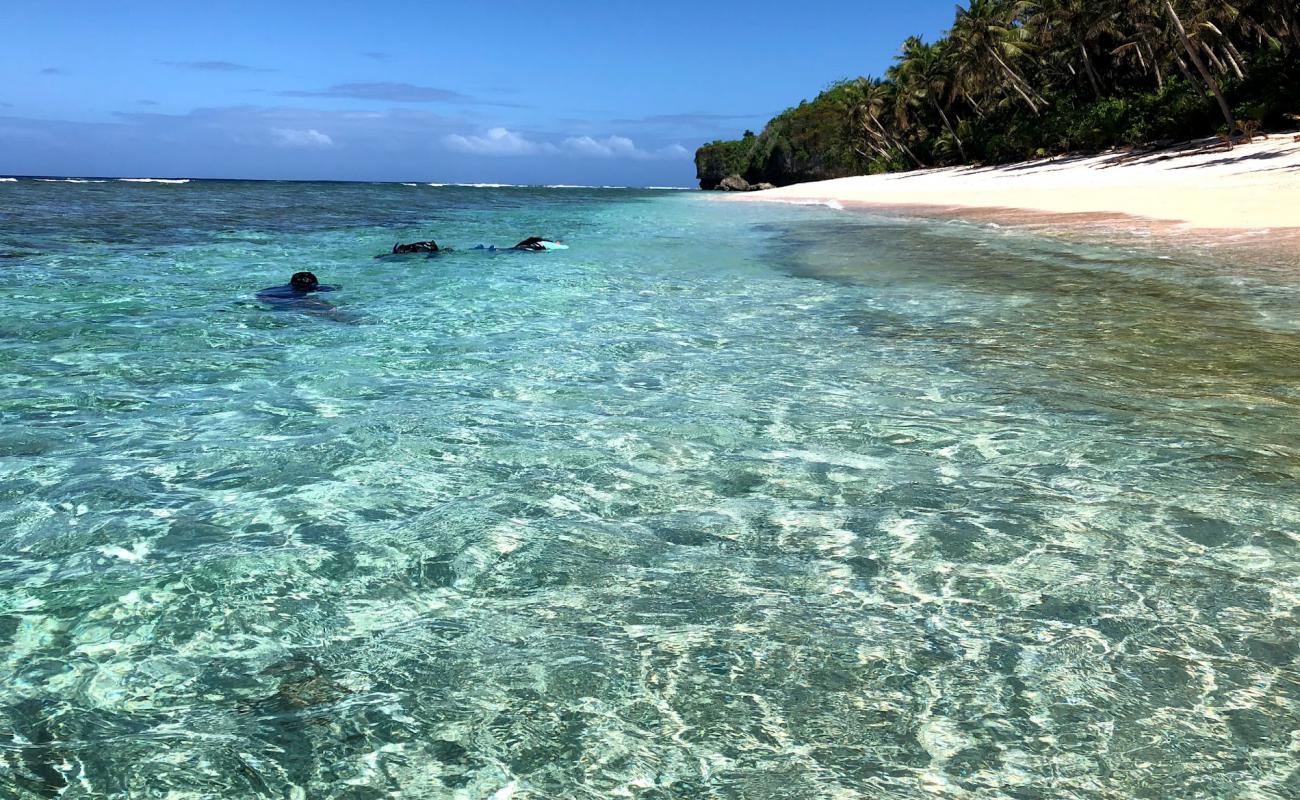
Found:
[1,1,956,185]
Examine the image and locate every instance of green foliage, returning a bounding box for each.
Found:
[696,0,1300,187]
[695,83,870,188]
[695,136,754,182]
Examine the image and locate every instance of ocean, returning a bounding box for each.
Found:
[2,179,1298,798]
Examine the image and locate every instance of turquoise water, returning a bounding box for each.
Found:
[2,180,1299,799]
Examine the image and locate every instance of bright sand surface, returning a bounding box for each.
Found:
[736,134,1300,231]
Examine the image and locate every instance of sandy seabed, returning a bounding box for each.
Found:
[732,134,1300,236]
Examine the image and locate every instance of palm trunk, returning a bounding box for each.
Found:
[857,119,900,165]
[1142,40,1164,92]
[1121,39,1150,81]
[990,44,1045,103]
[932,99,968,161]
[1164,0,1236,143]
[871,116,926,169]
[1284,6,1300,51]
[1080,43,1103,98]
[987,46,1041,114]
[1222,40,1247,79]
[1151,49,1164,91]
[856,140,893,162]
[1200,41,1229,75]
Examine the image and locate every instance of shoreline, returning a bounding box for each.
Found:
[728,134,1300,233]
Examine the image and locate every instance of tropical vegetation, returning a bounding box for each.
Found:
[696,0,1300,187]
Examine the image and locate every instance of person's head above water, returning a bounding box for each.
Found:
[392,240,440,254]
[258,272,338,303]
[290,272,320,292]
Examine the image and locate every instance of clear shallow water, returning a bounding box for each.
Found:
[1,180,1299,799]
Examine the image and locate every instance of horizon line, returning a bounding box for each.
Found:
[0,174,699,189]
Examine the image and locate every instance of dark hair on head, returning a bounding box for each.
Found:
[290,271,319,289]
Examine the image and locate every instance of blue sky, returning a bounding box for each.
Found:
[1,1,955,184]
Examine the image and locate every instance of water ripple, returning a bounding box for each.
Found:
[1,185,1298,797]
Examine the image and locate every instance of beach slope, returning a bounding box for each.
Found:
[735,136,1300,230]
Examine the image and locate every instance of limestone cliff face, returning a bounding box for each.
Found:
[695,135,756,190]
[695,89,868,190]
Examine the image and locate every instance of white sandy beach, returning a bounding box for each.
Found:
[737,134,1300,230]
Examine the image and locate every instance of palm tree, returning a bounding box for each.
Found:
[850,77,926,169]
[951,0,1047,114]
[894,37,969,161]
[1113,0,1171,91]
[1161,0,1237,142]
[1031,0,1120,98]
[1179,0,1245,77]
[1232,0,1291,50]
[845,78,895,164]
[1280,0,1300,50]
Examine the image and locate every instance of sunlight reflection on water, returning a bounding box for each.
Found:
[0,181,1298,798]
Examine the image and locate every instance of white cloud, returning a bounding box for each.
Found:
[561,135,689,160]
[443,127,555,156]
[272,127,334,148]
[442,127,691,161]
[562,134,638,158]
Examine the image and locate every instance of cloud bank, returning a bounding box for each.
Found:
[444,127,555,156]
[0,105,698,184]
[445,128,690,160]
[272,128,334,148]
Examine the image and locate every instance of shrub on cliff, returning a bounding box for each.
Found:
[695,84,870,189]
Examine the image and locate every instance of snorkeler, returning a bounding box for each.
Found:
[256,272,340,310]
[390,240,442,254]
[470,237,569,252]
[511,236,567,251]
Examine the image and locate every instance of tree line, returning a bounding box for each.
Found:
[697,0,1299,185]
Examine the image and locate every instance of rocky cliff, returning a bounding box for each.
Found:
[695,82,869,190]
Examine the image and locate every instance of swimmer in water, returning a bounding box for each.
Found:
[471,237,569,252]
[257,272,340,311]
[389,240,442,255]
[511,236,567,251]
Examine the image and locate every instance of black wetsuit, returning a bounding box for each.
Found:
[257,283,340,311]
[392,241,439,254]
